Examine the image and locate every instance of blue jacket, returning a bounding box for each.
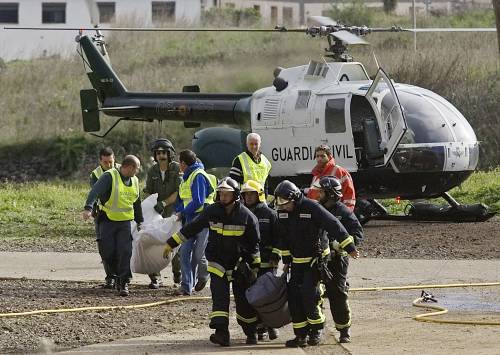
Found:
[174,161,213,223]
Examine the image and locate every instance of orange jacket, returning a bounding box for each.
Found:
[307,158,356,211]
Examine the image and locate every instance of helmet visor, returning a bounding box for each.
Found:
[276,196,292,206]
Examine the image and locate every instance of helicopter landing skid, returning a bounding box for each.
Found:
[357,194,495,224]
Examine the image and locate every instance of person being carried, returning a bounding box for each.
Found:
[143,138,182,288]
[83,155,143,297]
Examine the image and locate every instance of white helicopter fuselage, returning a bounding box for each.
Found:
[251,60,479,194]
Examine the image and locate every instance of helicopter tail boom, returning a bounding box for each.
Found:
[76,34,252,132]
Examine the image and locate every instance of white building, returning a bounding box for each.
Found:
[215,0,493,26]
[0,0,206,60]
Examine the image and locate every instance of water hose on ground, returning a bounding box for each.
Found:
[1,281,499,326]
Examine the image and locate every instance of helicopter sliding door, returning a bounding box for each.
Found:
[366,69,407,167]
[316,94,357,172]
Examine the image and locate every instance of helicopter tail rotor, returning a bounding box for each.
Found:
[84,0,100,28]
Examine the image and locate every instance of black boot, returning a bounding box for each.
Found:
[119,283,129,296]
[103,277,115,289]
[339,328,351,343]
[307,329,321,346]
[245,333,257,345]
[209,329,230,347]
[268,327,279,340]
[257,327,267,341]
[285,336,307,348]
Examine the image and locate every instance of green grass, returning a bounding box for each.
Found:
[382,168,500,214]
[0,169,497,241]
[0,182,92,240]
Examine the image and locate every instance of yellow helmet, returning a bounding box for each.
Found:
[241,180,266,202]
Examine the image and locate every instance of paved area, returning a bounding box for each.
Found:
[1,252,499,354]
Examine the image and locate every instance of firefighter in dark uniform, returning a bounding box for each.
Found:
[274,180,359,347]
[163,177,261,347]
[315,176,363,343]
[144,138,182,288]
[240,179,280,341]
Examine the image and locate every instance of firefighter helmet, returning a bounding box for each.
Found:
[241,180,266,203]
[150,138,175,161]
[216,177,240,198]
[314,176,343,202]
[274,180,301,206]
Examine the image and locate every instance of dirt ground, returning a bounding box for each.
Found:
[0,217,499,353]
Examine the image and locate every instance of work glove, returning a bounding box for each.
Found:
[154,200,164,214]
[163,243,173,259]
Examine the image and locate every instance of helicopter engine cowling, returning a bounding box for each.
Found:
[192,127,247,170]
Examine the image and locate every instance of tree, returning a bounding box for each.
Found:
[383,0,398,14]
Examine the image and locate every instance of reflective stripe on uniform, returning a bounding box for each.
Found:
[172,232,186,245]
[207,261,226,278]
[280,249,291,257]
[209,222,245,237]
[236,313,258,324]
[272,248,282,256]
[210,311,229,319]
[260,262,273,268]
[293,321,309,329]
[339,235,354,249]
[292,256,313,264]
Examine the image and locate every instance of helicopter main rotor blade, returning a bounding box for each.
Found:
[308,16,337,26]
[4,26,306,33]
[402,27,496,32]
[330,30,368,45]
[84,0,100,27]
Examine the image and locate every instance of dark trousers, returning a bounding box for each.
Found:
[95,221,114,282]
[288,266,325,337]
[324,254,351,330]
[97,219,133,285]
[209,273,258,336]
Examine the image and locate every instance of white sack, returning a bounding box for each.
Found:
[130,194,182,275]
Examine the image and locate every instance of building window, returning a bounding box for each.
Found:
[97,2,115,23]
[270,6,277,25]
[42,2,66,24]
[0,3,18,24]
[152,1,175,22]
[283,7,293,25]
[225,2,235,8]
[253,5,260,14]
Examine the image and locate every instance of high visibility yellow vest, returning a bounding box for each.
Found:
[179,168,217,213]
[91,163,121,180]
[101,168,139,221]
[237,152,272,186]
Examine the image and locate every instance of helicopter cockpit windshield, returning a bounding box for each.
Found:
[391,88,479,173]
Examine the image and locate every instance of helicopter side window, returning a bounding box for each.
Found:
[325,99,346,133]
[337,64,369,82]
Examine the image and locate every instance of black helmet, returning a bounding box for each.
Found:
[315,176,343,202]
[216,177,240,205]
[274,180,301,206]
[151,138,175,161]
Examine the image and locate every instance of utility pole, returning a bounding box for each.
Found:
[494,0,500,55]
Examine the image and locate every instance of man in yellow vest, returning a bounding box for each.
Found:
[89,147,120,289]
[83,155,143,297]
[230,133,272,190]
[173,150,217,296]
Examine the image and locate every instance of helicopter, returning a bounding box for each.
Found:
[6,15,496,223]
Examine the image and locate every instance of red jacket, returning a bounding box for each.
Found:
[307,158,356,211]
